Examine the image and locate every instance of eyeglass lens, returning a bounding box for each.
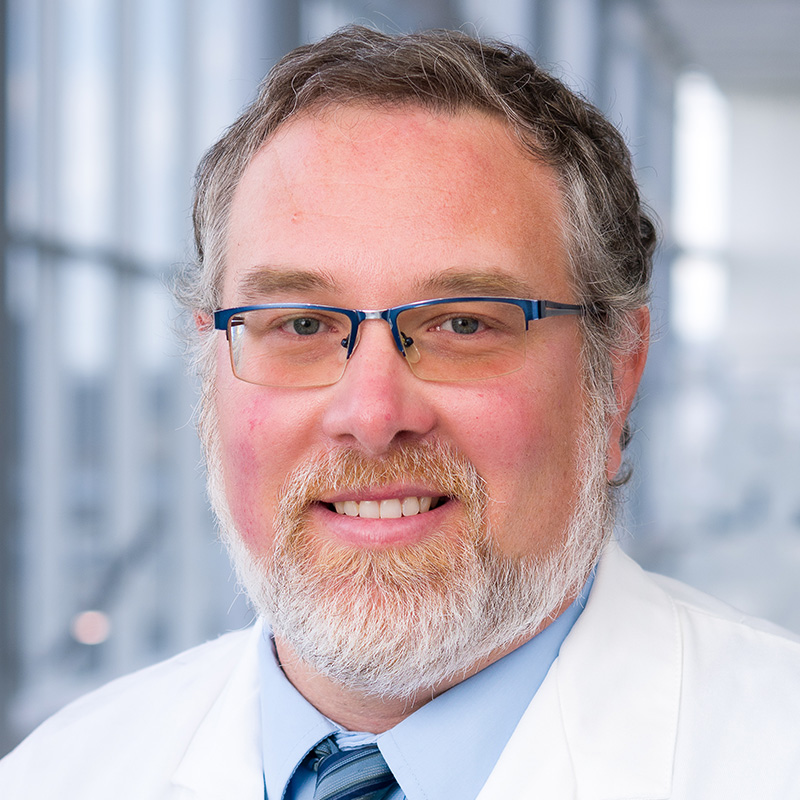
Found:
[227,301,528,387]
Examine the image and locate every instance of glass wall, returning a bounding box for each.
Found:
[2,0,281,752]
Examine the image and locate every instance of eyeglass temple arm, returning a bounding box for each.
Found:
[537,300,585,318]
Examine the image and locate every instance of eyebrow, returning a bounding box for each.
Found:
[415,269,538,298]
[234,265,538,305]
[236,267,341,302]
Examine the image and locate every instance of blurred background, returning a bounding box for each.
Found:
[1,0,799,756]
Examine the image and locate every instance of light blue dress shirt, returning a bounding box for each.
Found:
[259,570,594,800]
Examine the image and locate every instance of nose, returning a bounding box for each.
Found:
[320,319,437,455]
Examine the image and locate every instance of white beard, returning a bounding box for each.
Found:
[204,395,614,701]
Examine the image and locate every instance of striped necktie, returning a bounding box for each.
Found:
[310,739,402,800]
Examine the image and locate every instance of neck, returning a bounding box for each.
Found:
[274,639,428,732]
[272,595,575,733]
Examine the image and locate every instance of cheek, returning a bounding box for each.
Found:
[216,389,306,554]
[456,384,576,474]
[452,379,584,557]
[458,391,539,462]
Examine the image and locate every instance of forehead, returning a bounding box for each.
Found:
[223,104,571,304]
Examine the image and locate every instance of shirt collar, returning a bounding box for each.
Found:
[259,635,337,800]
[259,569,594,800]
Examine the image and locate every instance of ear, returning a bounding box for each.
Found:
[606,306,650,481]
[194,310,213,332]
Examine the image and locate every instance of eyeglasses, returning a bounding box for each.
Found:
[213,296,584,387]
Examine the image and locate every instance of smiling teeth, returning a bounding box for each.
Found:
[333,497,436,518]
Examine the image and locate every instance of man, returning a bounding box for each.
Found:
[2,25,799,799]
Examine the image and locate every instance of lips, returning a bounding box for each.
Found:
[330,496,443,519]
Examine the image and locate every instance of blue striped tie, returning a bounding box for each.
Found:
[310,739,402,800]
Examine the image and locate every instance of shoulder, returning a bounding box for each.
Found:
[602,546,800,790]
[514,546,800,797]
[598,542,800,653]
[650,568,800,725]
[651,566,799,634]
[0,626,260,798]
[645,557,800,668]
[20,626,255,740]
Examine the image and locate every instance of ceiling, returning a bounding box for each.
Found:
[655,0,800,93]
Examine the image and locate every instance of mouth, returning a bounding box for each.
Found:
[324,496,447,519]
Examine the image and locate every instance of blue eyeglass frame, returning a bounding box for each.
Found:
[213,297,585,359]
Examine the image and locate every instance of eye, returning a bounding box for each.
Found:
[284,316,322,335]
[439,316,483,335]
[275,313,345,337]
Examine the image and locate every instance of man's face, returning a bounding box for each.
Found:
[208,106,626,694]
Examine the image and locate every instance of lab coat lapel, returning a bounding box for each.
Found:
[477,544,682,800]
[171,623,265,800]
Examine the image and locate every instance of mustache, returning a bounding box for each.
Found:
[276,439,487,522]
[271,440,492,592]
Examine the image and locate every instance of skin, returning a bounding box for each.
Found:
[204,105,648,731]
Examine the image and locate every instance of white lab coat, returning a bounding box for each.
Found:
[2,544,800,799]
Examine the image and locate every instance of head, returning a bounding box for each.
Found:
[175,26,653,698]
